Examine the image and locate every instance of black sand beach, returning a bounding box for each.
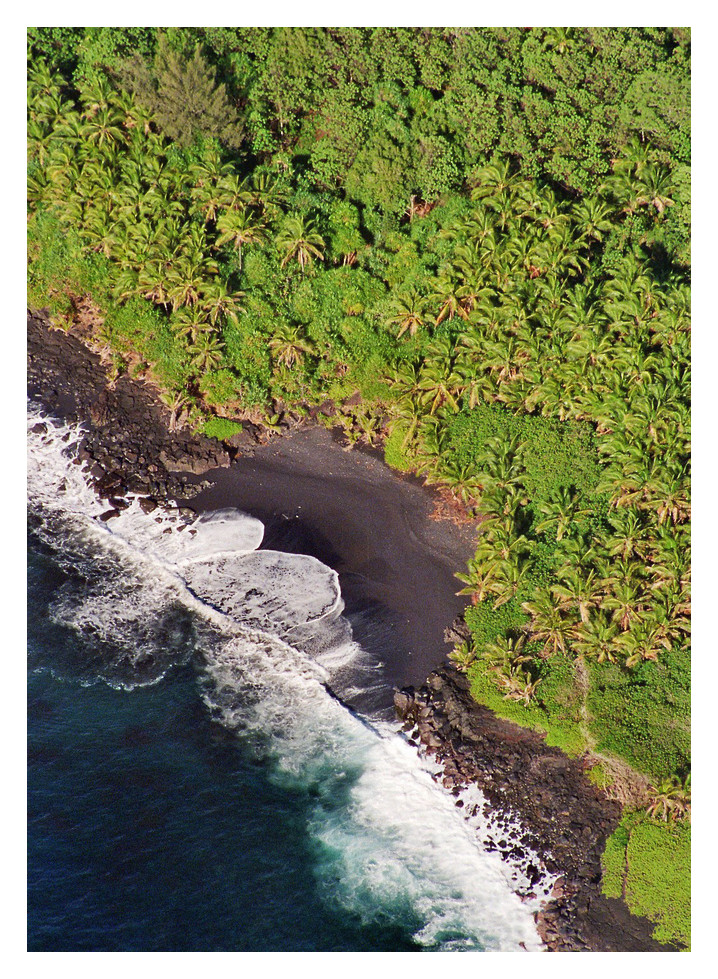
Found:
[187,429,477,706]
[28,310,478,709]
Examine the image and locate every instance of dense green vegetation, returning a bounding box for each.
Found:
[602,810,691,947]
[27,27,690,947]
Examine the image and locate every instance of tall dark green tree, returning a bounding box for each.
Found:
[119,34,244,150]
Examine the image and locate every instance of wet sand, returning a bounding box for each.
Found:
[186,428,479,707]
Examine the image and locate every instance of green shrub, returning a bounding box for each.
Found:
[464,597,528,647]
[602,812,691,949]
[201,417,244,441]
[446,403,602,508]
[383,427,415,471]
[198,368,245,408]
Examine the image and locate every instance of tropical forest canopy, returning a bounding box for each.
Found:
[27,29,691,942]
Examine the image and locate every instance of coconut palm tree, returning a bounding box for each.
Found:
[269,324,316,369]
[572,197,614,243]
[172,305,213,343]
[448,641,476,673]
[602,579,645,632]
[533,486,584,542]
[276,215,325,272]
[573,612,621,664]
[417,361,462,415]
[489,661,542,705]
[522,589,575,657]
[489,555,533,607]
[201,279,246,327]
[188,332,225,373]
[215,208,266,270]
[159,390,191,432]
[217,173,253,212]
[646,774,691,822]
[455,559,501,604]
[385,290,432,339]
[616,618,672,667]
[636,163,675,214]
[607,508,651,560]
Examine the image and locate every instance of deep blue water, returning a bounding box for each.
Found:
[27,536,421,952]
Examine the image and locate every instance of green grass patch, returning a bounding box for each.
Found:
[587,651,691,782]
[447,402,602,505]
[383,427,416,471]
[466,653,588,757]
[602,812,691,949]
[201,417,244,441]
[464,597,528,646]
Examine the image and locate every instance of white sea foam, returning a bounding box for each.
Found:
[27,401,553,950]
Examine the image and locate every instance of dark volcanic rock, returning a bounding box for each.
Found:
[27,310,229,503]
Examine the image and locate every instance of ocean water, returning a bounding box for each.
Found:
[27,404,553,952]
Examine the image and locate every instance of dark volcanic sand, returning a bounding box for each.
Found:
[187,429,478,708]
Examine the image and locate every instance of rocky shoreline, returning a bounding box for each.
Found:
[394,667,676,951]
[27,310,676,952]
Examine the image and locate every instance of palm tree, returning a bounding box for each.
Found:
[470,157,524,200]
[27,59,65,103]
[533,486,584,542]
[27,118,56,166]
[489,555,533,608]
[249,170,288,221]
[269,324,316,369]
[188,332,225,373]
[217,173,253,211]
[636,163,675,214]
[616,618,671,668]
[81,106,126,150]
[430,268,471,325]
[136,259,172,309]
[172,305,213,343]
[385,291,431,339]
[643,471,690,526]
[646,775,691,822]
[489,661,542,705]
[522,589,575,657]
[434,459,483,504]
[201,279,246,327]
[159,390,191,432]
[215,208,266,270]
[483,632,530,666]
[276,215,325,272]
[542,26,576,54]
[607,508,651,560]
[573,613,621,664]
[417,361,463,415]
[572,197,614,243]
[448,641,476,673]
[166,252,218,310]
[475,436,525,494]
[602,579,645,632]
[455,559,501,604]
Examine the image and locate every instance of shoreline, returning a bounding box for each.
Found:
[27,310,676,951]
